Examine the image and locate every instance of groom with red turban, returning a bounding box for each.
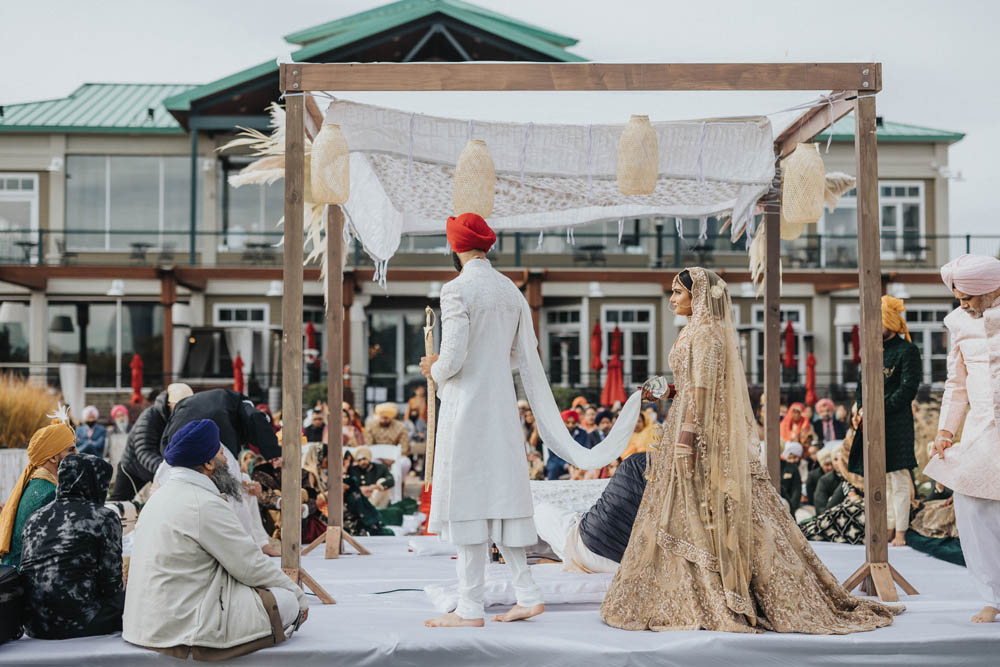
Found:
[446,212,496,271]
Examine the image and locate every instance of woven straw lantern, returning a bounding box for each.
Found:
[781,143,825,226]
[454,139,495,217]
[310,123,350,204]
[617,115,659,195]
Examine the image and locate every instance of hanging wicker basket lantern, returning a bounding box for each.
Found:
[310,123,350,205]
[780,143,825,225]
[454,139,495,217]
[617,114,659,195]
[780,214,808,241]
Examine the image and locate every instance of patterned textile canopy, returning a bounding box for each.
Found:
[321,99,776,268]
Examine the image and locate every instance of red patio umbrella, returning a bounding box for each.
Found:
[129,354,144,405]
[233,354,245,395]
[305,322,320,368]
[589,321,603,371]
[851,324,861,364]
[601,326,627,407]
[783,321,797,369]
[805,352,817,406]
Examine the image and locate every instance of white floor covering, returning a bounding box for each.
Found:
[2,536,998,667]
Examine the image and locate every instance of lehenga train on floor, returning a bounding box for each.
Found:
[600,267,901,634]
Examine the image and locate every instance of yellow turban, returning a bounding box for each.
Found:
[0,420,76,555]
[374,402,398,419]
[881,295,911,342]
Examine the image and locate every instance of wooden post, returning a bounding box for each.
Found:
[325,205,345,558]
[763,207,781,491]
[841,91,916,602]
[160,273,177,385]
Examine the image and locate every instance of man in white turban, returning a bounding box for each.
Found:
[925,254,1000,623]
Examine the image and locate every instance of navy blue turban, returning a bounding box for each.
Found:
[595,409,614,425]
[164,419,220,468]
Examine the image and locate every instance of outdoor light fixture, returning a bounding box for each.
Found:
[888,282,911,300]
[106,279,125,297]
[266,280,283,297]
[49,315,74,333]
[588,281,604,298]
[427,281,442,299]
[0,302,26,324]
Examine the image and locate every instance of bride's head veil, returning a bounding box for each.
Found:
[638,267,757,619]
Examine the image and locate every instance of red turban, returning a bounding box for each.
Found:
[561,409,581,423]
[447,213,496,253]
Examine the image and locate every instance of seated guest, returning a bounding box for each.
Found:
[534,454,648,573]
[545,410,590,480]
[587,409,615,448]
[348,447,394,510]
[812,398,847,446]
[75,405,108,458]
[0,419,77,568]
[805,448,834,507]
[621,412,656,460]
[813,451,846,514]
[124,420,307,659]
[581,406,598,434]
[403,408,427,472]
[20,453,123,638]
[800,443,866,544]
[253,454,323,543]
[161,388,280,461]
[364,403,410,455]
[303,410,326,443]
[780,402,810,443]
[340,451,387,536]
[780,442,803,515]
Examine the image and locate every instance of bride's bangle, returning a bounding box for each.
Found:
[673,443,693,457]
[680,422,697,434]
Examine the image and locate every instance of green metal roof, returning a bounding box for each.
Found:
[0,83,197,134]
[815,114,965,144]
[163,0,585,115]
[284,0,579,47]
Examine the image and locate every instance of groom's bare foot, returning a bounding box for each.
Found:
[889,533,907,547]
[972,606,999,623]
[492,603,544,622]
[424,612,484,628]
[887,528,896,545]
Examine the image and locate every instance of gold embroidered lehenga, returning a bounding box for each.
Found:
[600,268,901,634]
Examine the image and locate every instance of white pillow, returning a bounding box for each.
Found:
[425,562,614,612]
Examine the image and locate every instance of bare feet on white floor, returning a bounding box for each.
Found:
[492,604,544,622]
[972,606,999,623]
[889,533,907,547]
[424,612,484,628]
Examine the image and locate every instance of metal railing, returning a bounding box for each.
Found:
[1,227,997,270]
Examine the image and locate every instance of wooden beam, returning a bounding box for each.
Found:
[775,93,856,160]
[763,208,782,491]
[160,273,177,386]
[0,267,46,291]
[281,62,880,93]
[325,205,345,559]
[281,92,305,573]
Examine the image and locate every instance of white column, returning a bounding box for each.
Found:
[28,290,47,386]
[812,292,832,395]
[188,292,206,326]
[46,135,67,263]
[580,295,590,385]
[201,150,218,266]
[349,294,371,410]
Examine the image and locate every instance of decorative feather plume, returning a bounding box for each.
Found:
[747,223,782,297]
[46,402,71,425]
[824,172,856,211]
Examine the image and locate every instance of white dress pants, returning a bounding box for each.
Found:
[953,492,1000,609]
[533,501,619,574]
[885,469,912,533]
[455,542,543,620]
[268,586,303,633]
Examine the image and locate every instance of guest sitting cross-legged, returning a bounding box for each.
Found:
[20,453,124,639]
[124,419,307,660]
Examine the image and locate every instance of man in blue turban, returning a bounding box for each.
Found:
[124,419,308,659]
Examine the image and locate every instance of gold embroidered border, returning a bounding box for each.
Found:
[657,529,719,572]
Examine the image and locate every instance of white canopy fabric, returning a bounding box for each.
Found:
[321,99,776,269]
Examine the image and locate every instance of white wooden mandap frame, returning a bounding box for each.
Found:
[277,62,914,604]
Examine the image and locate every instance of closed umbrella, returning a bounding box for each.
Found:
[805,352,817,406]
[590,321,603,371]
[851,324,861,365]
[233,354,245,394]
[601,326,627,407]
[305,322,320,368]
[129,354,144,405]
[783,321,797,369]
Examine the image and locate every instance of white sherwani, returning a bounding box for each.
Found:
[924,299,1000,609]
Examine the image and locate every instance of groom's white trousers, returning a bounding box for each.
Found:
[953,492,1000,609]
[455,542,543,619]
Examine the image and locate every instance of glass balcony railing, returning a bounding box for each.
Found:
[0,228,996,270]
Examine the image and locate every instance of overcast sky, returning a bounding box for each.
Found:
[2,0,997,238]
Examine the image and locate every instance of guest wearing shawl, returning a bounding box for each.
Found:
[852,295,922,547]
[925,254,1000,623]
[75,405,108,458]
[0,419,77,568]
[801,426,867,544]
[621,412,657,460]
[780,402,811,443]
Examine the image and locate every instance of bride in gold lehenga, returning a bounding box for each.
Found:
[600,267,901,633]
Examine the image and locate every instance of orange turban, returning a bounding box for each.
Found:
[447,213,496,253]
[881,295,911,342]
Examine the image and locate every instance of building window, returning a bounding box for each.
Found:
[678,216,745,255]
[543,307,583,387]
[220,158,284,248]
[818,181,926,267]
[601,305,656,390]
[47,301,163,389]
[65,156,192,251]
[751,305,807,385]
[0,173,40,263]
[367,310,434,408]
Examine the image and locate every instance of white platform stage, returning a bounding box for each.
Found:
[2,536,997,666]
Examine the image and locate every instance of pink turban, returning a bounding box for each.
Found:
[815,398,835,413]
[941,254,1000,296]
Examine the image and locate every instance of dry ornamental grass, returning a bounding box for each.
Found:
[0,376,58,448]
